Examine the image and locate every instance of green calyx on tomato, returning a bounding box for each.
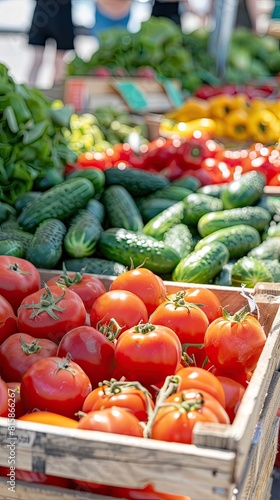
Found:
[166,291,204,310]
[18,284,66,320]
[134,323,156,334]
[55,263,84,287]
[20,337,42,355]
[53,356,76,376]
[222,305,251,323]
[168,391,204,413]
[97,318,121,341]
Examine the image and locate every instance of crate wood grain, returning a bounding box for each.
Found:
[0,275,280,500]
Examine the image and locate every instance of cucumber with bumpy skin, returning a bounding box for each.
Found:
[183,193,223,226]
[64,210,103,258]
[163,223,193,258]
[195,224,261,259]
[26,218,67,269]
[221,171,266,209]
[102,185,144,231]
[231,256,273,288]
[0,239,25,257]
[99,228,180,274]
[172,241,230,284]
[63,257,126,276]
[104,167,169,196]
[17,178,95,231]
[142,201,185,240]
[139,198,177,223]
[247,237,280,261]
[198,206,271,237]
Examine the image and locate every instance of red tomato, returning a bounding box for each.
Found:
[108,483,191,499]
[77,406,143,437]
[20,356,92,418]
[204,310,266,375]
[166,388,230,424]
[176,366,226,408]
[57,326,116,389]
[180,287,223,324]
[82,381,154,422]
[216,376,246,423]
[90,290,148,336]
[0,377,8,417]
[150,293,209,345]
[0,333,57,382]
[6,382,24,418]
[109,268,167,316]
[17,284,87,344]
[0,256,41,313]
[0,466,70,488]
[19,411,78,428]
[115,323,182,386]
[209,365,252,388]
[150,390,219,444]
[46,272,106,313]
[77,151,110,170]
[0,294,18,345]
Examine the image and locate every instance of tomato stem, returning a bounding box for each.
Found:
[56,262,85,287]
[134,323,156,334]
[53,355,76,376]
[8,262,32,276]
[143,375,180,439]
[98,318,122,341]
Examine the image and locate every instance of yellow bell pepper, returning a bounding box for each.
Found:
[208,93,249,120]
[168,118,217,138]
[167,97,210,122]
[247,109,280,144]
[225,109,249,142]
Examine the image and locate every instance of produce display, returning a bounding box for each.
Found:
[0,258,268,497]
[67,20,280,93]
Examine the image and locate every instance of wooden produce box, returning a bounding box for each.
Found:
[0,276,280,500]
[63,77,182,115]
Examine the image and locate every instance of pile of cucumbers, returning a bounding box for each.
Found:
[1,167,280,288]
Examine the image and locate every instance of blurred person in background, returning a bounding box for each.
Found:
[28,0,75,87]
[92,0,133,38]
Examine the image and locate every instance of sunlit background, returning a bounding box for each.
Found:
[0,0,275,88]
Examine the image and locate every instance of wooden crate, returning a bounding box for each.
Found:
[0,276,280,500]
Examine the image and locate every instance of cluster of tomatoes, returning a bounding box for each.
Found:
[0,256,268,498]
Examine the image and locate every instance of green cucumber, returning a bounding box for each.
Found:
[66,168,105,198]
[172,241,229,284]
[231,256,273,288]
[17,178,95,231]
[63,257,126,276]
[172,175,201,192]
[142,201,185,240]
[0,239,25,258]
[261,260,280,282]
[247,237,280,261]
[14,192,42,213]
[183,193,223,226]
[0,230,33,252]
[195,224,261,259]
[0,202,16,223]
[265,222,280,238]
[64,210,103,258]
[104,167,169,196]
[139,198,177,223]
[0,216,21,231]
[257,196,280,221]
[86,199,105,225]
[198,206,271,237]
[147,185,193,201]
[214,262,235,287]
[197,184,227,198]
[26,219,67,269]
[102,185,144,231]
[163,223,193,258]
[99,228,180,274]
[221,171,266,209]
